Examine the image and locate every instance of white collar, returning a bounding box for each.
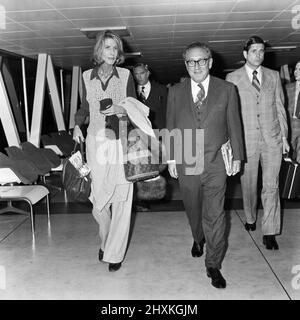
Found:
[245,64,262,83]
[191,75,210,101]
[138,81,150,92]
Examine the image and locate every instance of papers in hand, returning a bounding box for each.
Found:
[221,140,233,176]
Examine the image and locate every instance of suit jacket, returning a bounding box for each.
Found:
[140,81,168,130]
[226,66,288,157]
[284,82,300,142]
[285,82,296,119]
[166,76,244,176]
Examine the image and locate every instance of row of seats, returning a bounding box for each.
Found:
[0,131,75,236]
[41,131,74,157]
[0,141,61,184]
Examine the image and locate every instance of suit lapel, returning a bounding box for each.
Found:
[184,79,199,128]
[146,81,155,102]
[239,66,259,97]
[287,82,296,116]
[200,76,218,124]
[260,67,272,92]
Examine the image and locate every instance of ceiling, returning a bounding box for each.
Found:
[1,0,300,83]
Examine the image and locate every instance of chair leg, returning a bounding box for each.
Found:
[46,194,50,222]
[29,203,35,235]
[42,174,62,193]
[0,201,29,215]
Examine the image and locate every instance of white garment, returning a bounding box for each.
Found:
[191,75,210,103]
[92,184,133,263]
[138,81,151,99]
[245,64,262,84]
[118,97,156,138]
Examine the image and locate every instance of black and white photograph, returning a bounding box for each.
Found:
[1,0,300,307]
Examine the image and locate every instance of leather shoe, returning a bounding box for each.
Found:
[245,222,256,231]
[108,262,122,272]
[263,235,279,250]
[191,239,205,257]
[98,249,104,261]
[206,267,226,289]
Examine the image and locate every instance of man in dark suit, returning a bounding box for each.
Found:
[133,63,168,130]
[133,63,169,212]
[166,42,244,289]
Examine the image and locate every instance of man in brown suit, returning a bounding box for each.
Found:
[284,61,300,162]
[226,36,290,250]
[166,42,244,289]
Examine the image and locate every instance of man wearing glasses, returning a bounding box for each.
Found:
[226,36,289,251]
[166,42,244,289]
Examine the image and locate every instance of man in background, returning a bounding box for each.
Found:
[133,63,168,212]
[284,61,300,162]
[133,63,168,130]
[226,35,289,250]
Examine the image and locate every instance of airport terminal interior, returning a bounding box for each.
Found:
[1,176,300,300]
[1,0,300,300]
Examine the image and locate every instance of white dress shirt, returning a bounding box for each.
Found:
[168,76,210,164]
[191,75,210,103]
[245,64,262,84]
[138,81,151,99]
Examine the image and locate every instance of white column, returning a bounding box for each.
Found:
[69,66,80,129]
[29,53,47,147]
[0,70,20,146]
[46,55,66,131]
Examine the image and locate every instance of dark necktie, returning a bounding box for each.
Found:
[295,91,300,119]
[195,83,205,109]
[139,86,146,102]
[252,70,260,94]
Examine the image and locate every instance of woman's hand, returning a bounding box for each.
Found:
[73,125,84,143]
[100,104,127,116]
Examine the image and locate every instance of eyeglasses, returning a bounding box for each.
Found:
[186,58,210,67]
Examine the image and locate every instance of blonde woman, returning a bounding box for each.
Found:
[73,30,136,272]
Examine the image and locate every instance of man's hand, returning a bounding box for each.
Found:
[282,137,290,154]
[168,161,178,179]
[73,125,84,143]
[232,160,241,176]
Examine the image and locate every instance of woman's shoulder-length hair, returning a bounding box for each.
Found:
[93,30,125,66]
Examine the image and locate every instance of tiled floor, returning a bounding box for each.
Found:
[0,204,299,300]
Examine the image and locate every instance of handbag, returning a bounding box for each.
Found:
[62,140,91,202]
[136,175,167,200]
[123,132,166,183]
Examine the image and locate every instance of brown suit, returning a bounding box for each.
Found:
[284,82,300,162]
[226,66,288,235]
[166,76,244,269]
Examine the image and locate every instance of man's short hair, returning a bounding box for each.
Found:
[243,35,265,52]
[133,63,149,71]
[182,42,212,61]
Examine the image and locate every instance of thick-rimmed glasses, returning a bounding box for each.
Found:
[186,58,210,67]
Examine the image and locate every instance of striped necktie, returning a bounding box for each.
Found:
[195,83,205,109]
[252,70,260,94]
[139,86,146,102]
